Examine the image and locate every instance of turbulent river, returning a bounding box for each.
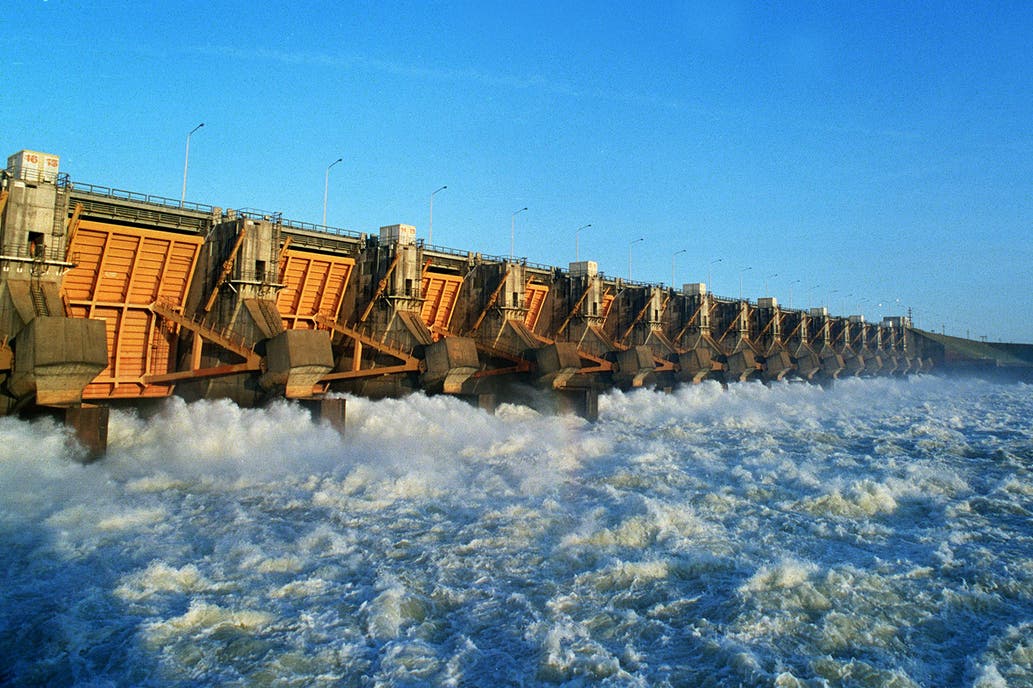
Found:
[1,377,1031,687]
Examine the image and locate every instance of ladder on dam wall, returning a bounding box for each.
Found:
[29,279,49,317]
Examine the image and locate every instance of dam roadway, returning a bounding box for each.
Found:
[0,149,983,458]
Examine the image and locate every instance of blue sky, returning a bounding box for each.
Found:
[5,2,1032,341]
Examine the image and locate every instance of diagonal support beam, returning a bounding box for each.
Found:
[64,202,84,261]
[313,313,422,371]
[203,224,249,314]
[469,266,512,334]
[620,296,656,346]
[149,301,261,367]
[320,363,418,381]
[557,284,593,336]
[360,251,403,323]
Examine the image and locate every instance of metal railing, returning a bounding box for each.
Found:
[43,177,866,317]
[68,181,216,214]
[151,299,259,361]
[64,180,372,242]
[332,319,420,361]
[48,179,675,293]
[228,268,285,288]
[0,242,70,263]
[234,208,365,240]
[422,242,478,259]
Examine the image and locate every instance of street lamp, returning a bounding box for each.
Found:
[788,279,801,309]
[628,237,644,280]
[765,272,779,294]
[510,207,527,260]
[739,266,752,301]
[323,157,343,227]
[807,284,822,309]
[672,249,687,288]
[708,258,722,294]
[574,223,592,261]
[181,122,204,203]
[429,185,447,244]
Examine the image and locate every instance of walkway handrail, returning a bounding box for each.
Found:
[62,180,777,303]
[69,181,216,214]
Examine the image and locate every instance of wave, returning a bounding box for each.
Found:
[2,376,1031,686]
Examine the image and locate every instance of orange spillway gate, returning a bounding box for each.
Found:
[523,283,548,331]
[420,271,464,337]
[62,220,202,399]
[276,249,355,328]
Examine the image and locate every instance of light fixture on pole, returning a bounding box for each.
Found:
[628,237,644,280]
[574,223,592,261]
[765,272,778,295]
[510,207,527,261]
[807,284,822,309]
[739,266,752,301]
[708,258,722,293]
[323,157,343,227]
[428,185,447,244]
[788,279,801,309]
[181,122,204,203]
[672,249,686,288]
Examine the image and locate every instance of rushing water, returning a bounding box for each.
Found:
[1,377,1031,687]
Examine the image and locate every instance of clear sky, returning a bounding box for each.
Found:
[5,2,1032,342]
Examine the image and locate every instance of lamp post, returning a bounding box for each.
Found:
[574,223,592,261]
[672,249,686,289]
[510,207,527,261]
[827,288,839,311]
[628,237,644,280]
[739,266,752,301]
[708,258,722,293]
[323,157,343,227]
[788,279,801,309]
[876,297,901,313]
[429,185,447,244]
[181,122,204,203]
[807,284,822,309]
[765,272,779,295]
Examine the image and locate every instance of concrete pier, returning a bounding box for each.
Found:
[65,404,109,461]
[300,397,347,434]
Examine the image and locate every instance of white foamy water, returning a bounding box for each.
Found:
[1,377,1031,686]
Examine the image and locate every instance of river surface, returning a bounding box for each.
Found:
[1,376,1031,687]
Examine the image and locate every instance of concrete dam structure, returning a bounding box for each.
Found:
[2,149,998,458]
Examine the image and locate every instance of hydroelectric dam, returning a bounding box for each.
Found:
[0,149,1023,458]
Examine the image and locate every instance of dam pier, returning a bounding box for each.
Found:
[0,149,979,457]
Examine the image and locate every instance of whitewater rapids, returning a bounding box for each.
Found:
[1,377,1031,686]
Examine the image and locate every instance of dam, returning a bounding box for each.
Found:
[0,149,1015,457]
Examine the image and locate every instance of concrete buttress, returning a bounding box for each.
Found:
[7,313,108,407]
[261,329,335,398]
